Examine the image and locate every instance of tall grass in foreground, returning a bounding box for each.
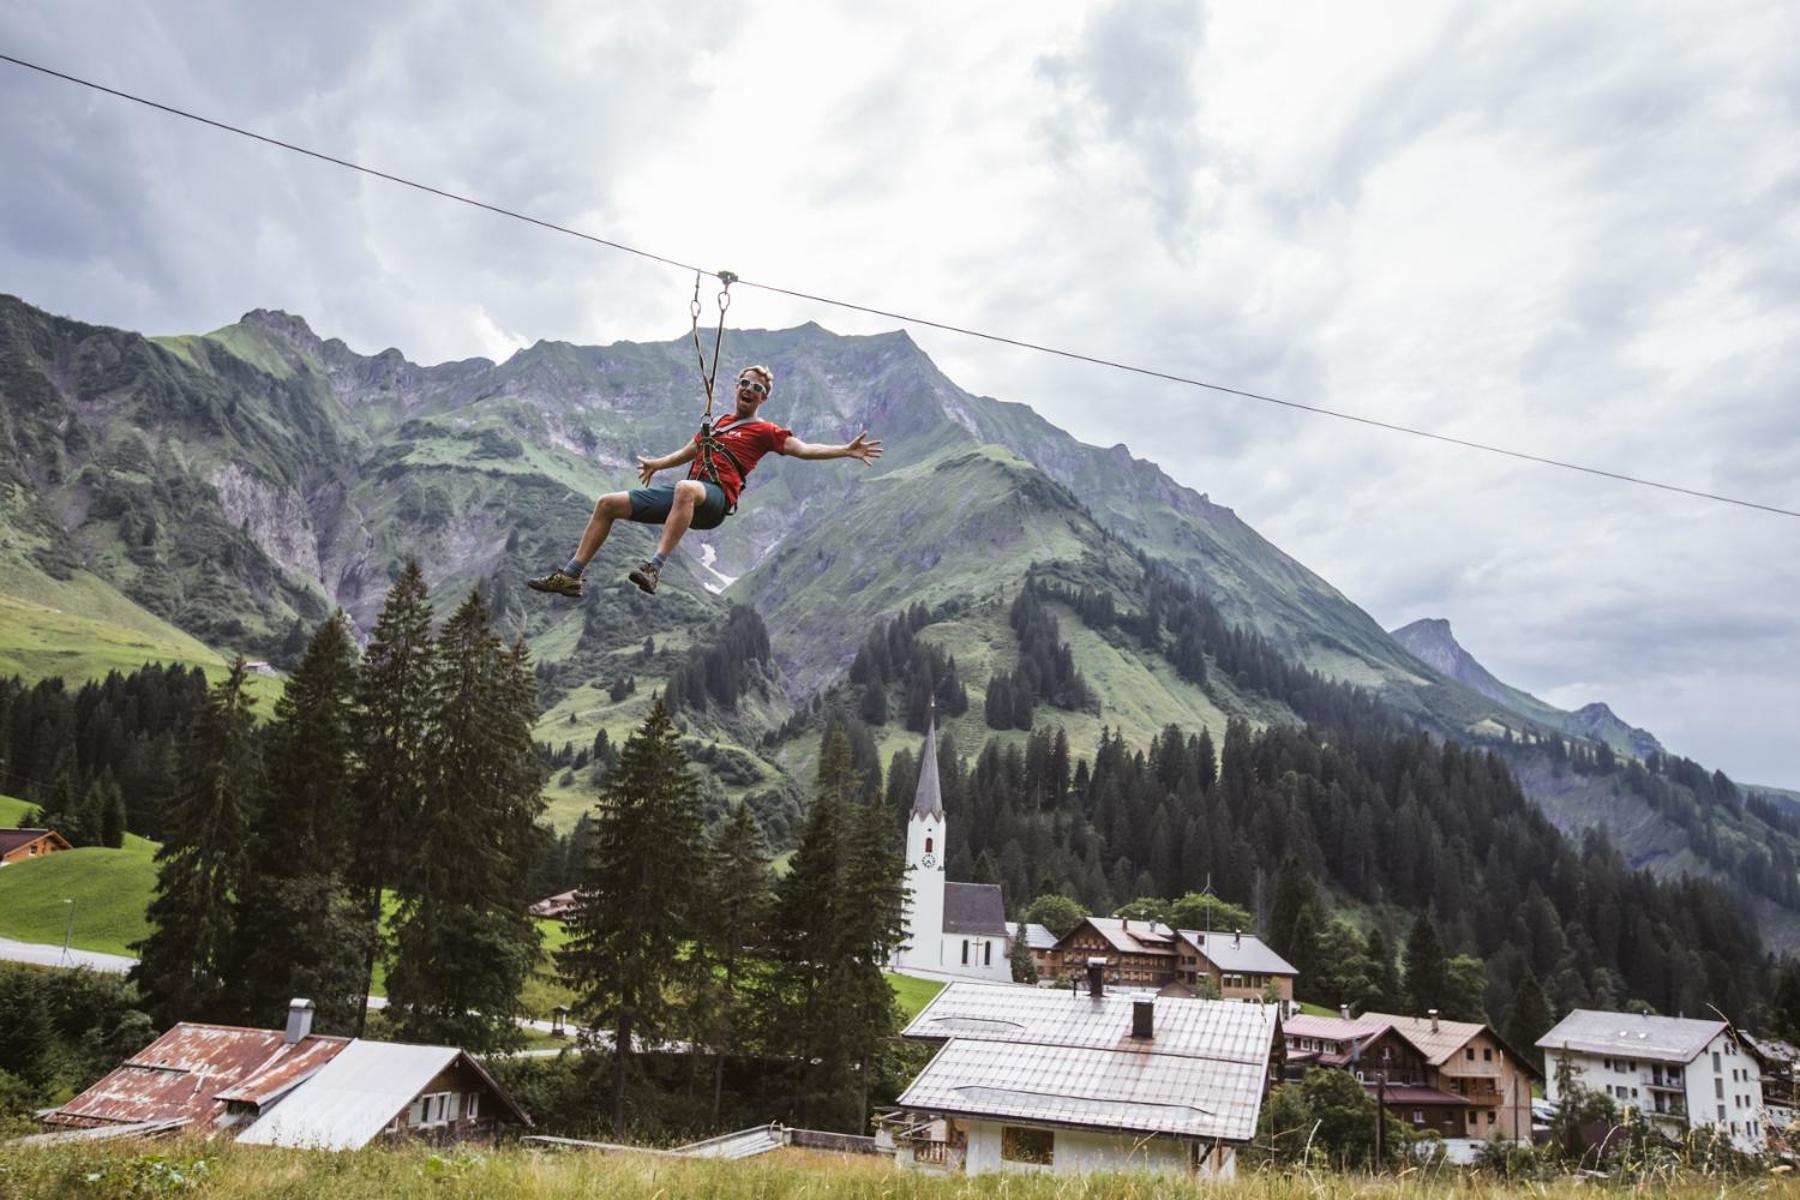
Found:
[0,1141,1790,1200]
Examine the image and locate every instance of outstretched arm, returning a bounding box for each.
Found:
[781,431,882,465]
[639,441,700,484]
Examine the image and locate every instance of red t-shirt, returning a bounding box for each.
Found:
[689,415,793,505]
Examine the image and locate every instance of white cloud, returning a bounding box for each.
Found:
[2,0,1798,782]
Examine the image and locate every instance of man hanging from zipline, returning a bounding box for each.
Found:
[528,364,882,598]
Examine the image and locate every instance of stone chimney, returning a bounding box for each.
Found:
[1086,957,1106,998]
[1132,999,1155,1040]
[1340,1004,1351,1021]
[284,998,316,1045]
[1429,1008,1440,1033]
[1233,927,1242,948]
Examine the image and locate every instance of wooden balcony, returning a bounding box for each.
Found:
[910,1139,963,1170]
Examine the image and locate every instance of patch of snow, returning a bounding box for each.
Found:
[697,542,738,595]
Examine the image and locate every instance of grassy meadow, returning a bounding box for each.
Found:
[0,1140,1787,1200]
[0,794,157,957]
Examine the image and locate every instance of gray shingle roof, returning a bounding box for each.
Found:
[911,713,944,820]
[903,981,1281,1063]
[1007,921,1059,951]
[943,883,1008,936]
[896,982,1279,1142]
[1535,1010,1727,1064]
[1179,930,1298,977]
[895,1037,1268,1141]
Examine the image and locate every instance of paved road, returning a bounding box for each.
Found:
[0,936,135,973]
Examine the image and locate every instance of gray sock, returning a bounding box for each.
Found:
[562,557,585,578]
[649,551,667,569]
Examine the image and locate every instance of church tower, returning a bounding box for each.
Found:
[897,706,946,971]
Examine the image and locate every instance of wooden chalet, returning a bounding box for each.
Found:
[0,827,72,865]
[1051,918,1298,1000]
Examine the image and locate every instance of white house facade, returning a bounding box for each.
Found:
[1537,1010,1768,1154]
[892,712,1010,982]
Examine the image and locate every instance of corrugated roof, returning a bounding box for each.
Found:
[1007,922,1059,951]
[943,883,1007,936]
[911,713,944,820]
[903,981,1280,1064]
[46,1024,349,1130]
[1535,1010,1727,1064]
[237,1041,452,1150]
[237,1039,532,1149]
[896,1037,1268,1141]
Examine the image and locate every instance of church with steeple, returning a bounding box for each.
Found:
[892,707,1012,981]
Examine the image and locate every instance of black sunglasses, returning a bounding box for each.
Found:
[738,378,768,396]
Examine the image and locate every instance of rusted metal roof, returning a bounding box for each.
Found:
[46,1024,349,1130]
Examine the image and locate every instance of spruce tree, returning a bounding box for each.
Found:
[558,694,704,1138]
[225,613,370,1032]
[93,771,126,849]
[132,659,260,1025]
[348,563,436,1032]
[692,802,773,1125]
[836,779,907,1127]
[1009,926,1037,983]
[387,593,544,1052]
[759,735,854,1125]
[1403,912,1449,1014]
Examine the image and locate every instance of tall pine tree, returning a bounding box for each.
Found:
[559,694,705,1138]
[1404,912,1449,1014]
[691,801,773,1126]
[348,563,436,1032]
[225,613,371,1031]
[386,592,544,1052]
[132,659,260,1025]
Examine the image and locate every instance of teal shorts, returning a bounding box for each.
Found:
[627,481,730,531]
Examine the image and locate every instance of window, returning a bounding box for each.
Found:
[1716,1079,1724,1099]
[1487,1111,1496,1126]
[962,940,969,965]
[1467,1048,1476,1061]
[1719,1105,1727,1120]
[1484,1048,1493,1062]
[1713,1051,1722,1072]
[1604,1058,1612,1071]
[1001,1126,1053,1164]
[467,1092,480,1119]
[984,942,992,967]
[1411,1110,1425,1126]
[925,837,933,854]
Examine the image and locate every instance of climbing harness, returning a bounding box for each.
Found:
[688,269,740,515]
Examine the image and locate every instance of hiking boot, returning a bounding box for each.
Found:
[628,560,661,595]
[526,569,583,598]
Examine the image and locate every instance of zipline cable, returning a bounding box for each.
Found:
[3,49,1797,522]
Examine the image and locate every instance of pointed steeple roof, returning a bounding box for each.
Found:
[912,703,944,820]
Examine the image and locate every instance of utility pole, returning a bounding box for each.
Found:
[1374,1070,1387,1171]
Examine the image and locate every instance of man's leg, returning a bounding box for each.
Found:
[528,492,631,596]
[575,492,632,565]
[629,480,706,594]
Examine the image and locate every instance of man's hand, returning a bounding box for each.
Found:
[844,431,883,465]
[637,457,659,485]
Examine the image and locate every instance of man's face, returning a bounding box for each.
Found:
[734,373,769,413]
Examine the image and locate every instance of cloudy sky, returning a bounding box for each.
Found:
[3,1,1797,784]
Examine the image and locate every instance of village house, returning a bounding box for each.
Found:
[1283,1008,1539,1154]
[0,827,72,865]
[891,710,1010,982]
[1742,1033,1797,1134]
[1537,1009,1768,1154]
[883,968,1283,1179]
[40,999,530,1150]
[1050,917,1298,1000]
